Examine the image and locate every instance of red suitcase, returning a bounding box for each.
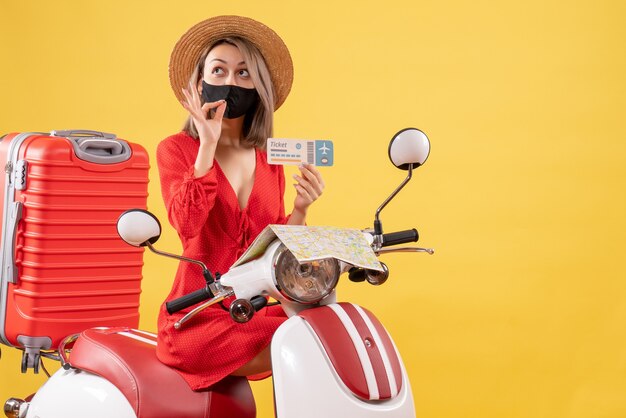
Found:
[0,130,149,372]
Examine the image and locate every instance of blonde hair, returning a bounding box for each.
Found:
[182,37,275,148]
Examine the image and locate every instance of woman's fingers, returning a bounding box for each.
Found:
[299,164,325,189]
[201,100,226,111]
[293,164,326,213]
[179,99,191,112]
[181,87,202,118]
[182,84,226,122]
[181,87,193,108]
[184,82,208,115]
[183,83,198,105]
[293,183,312,202]
[294,166,324,196]
[180,83,224,146]
[292,173,320,200]
[188,81,200,103]
[212,101,227,122]
[201,100,226,119]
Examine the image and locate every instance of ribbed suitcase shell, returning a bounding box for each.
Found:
[0,132,149,353]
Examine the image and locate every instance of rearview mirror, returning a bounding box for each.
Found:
[388,128,430,170]
[116,209,161,247]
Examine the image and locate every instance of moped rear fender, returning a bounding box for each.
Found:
[272,302,415,418]
[25,368,136,418]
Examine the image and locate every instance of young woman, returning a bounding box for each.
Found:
[156,16,325,390]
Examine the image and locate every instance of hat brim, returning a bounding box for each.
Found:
[169,15,293,110]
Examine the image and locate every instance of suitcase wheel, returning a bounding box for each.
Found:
[20,352,41,374]
[20,353,28,373]
[33,353,40,374]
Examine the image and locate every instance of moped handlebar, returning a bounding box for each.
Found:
[381,228,419,247]
[166,287,214,314]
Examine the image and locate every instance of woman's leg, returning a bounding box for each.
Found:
[231,345,271,376]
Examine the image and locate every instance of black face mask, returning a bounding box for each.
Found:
[201,81,259,119]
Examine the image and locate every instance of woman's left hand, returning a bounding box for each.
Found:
[292,163,325,216]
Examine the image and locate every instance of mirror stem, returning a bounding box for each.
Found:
[374,165,414,235]
[145,241,214,283]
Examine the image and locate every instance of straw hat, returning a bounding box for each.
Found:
[169,15,294,110]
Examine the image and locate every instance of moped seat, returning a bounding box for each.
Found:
[68,327,255,418]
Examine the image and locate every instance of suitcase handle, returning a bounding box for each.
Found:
[70,138,132,164]
[4,202,23,284]
[75,138,124,155]
[51,130,132,164]
[51,129,117,140]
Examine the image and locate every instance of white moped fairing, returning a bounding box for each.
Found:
[272,304,414,418]
[25,368,136,418]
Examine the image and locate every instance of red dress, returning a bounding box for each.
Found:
[155,131,289,390]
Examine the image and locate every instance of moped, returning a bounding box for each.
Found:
[4,128,433,418]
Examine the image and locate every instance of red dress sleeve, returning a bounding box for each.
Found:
[156,135,218,239]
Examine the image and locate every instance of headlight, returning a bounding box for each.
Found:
[273,244,339,304]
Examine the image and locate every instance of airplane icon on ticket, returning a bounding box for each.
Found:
[318,142,331,155]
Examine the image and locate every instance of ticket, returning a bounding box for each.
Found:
[267,138,334,166]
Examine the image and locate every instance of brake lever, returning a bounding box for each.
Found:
[174,290,235,330]
[375,247,435,255]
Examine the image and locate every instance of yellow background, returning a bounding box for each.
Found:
[1,0,625,417]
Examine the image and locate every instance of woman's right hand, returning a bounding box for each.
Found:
[181,82,227,176]
[180,82,226,148]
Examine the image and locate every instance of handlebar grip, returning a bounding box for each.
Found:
[381,228,419,247]
[166,287,213,314]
